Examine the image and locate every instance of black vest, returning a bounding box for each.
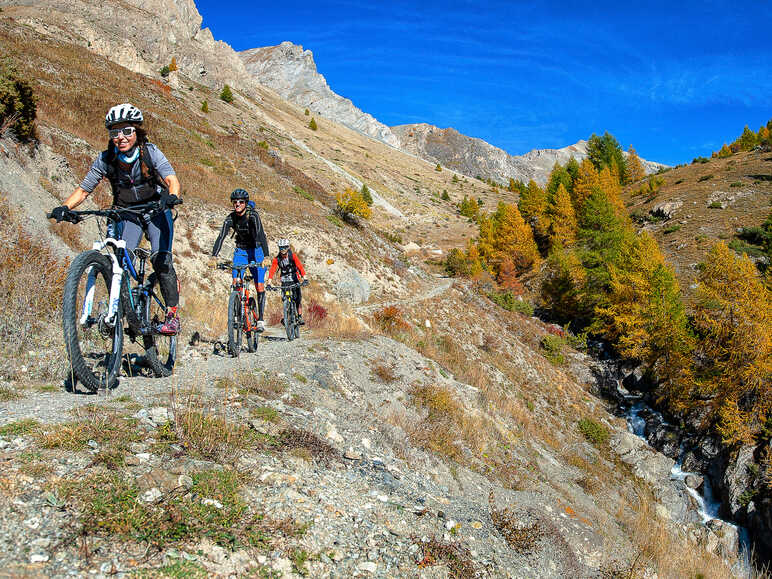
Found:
[276,249,299,283]
[104,144,167,206]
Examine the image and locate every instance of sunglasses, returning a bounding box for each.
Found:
[108,126,137,139]
[233,199,246,205]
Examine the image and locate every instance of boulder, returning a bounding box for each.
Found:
[723,445,756,515]
[335,268,370,304]
[650,200,682,220]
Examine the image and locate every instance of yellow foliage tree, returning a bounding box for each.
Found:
[336,188,371,219]
[625,145,646,183]
[571,158,600,214]
[491,202,540,274]
[169,57,178,72]
[517,180,550,245]
[596,232,693,371]
[548,183,577,249]
[598,166,625,215]
[693,242,772,444]
[716,144,732,158]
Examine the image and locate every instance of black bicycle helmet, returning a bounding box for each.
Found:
[230,188,249,201]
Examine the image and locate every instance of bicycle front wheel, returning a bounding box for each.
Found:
[292,302,300,340]
[228,291,242,356]
[283,298,294,341]
[142,273,176,377]
[245,297,258,353]
[62,250,123,392]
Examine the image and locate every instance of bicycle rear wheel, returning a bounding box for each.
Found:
[245,297,258,353]
[62,251,123,392]
[228,291,242,356]
[142,273,176,376]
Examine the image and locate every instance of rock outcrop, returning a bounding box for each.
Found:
[240,42,401,148]
[392,123,665,186]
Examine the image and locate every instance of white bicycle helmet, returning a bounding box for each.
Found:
[105,103,143,128]
[278,239,290,250]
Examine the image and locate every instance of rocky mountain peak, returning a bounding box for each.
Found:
[240,42,401,148]
[393,124,665,185]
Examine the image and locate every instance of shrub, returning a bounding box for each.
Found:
[257,140,269,150]
[708,201,723,209]
[441,190,450,201]
[663,224,681,234]
[308,117,318,131]
[540,335,566,364]
[200,100,208,113]
[335,188,371,219]
[488,291,533,315]
[304,108,309,116]
[219,84,233,103]
[0,58,37,141]
[304,300,328,327]
[692,156,710,164]
[373,305,409,334]
[293,185,312,200]
[360,183,373,205]
[435,163,442,172]
[578,418,609,445]
[730,181,743,188]
[159,65,170,77]
[698,174,713,182]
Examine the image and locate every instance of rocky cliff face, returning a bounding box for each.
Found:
[393,123,665,185]
[240,42,401,148]
[2,0,253,91]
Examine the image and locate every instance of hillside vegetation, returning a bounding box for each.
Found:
[0,8,769,578]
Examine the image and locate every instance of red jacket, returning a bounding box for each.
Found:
[268,251,305,281]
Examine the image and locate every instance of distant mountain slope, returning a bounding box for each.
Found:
[393,123,665,185]
[240,42,400,148]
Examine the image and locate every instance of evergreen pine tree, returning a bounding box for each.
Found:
[219,84,234,103]
[308,117,318,130]
[360,183,373,205]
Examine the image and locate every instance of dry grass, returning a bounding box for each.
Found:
[277,426,340,465]
[170,386,260,463]
[370,357,398,382]
[49,220,87,251]
[183,281,228,336]
[237,371,288,399]
[617,483,751,579]
[0,195,68,379]
[414,537,479,578]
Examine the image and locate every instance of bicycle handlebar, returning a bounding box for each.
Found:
[216,261,262,270]
[47,197,183,223]
[266,280,309,291]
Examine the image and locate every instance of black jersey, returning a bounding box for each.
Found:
[211,207,269,257]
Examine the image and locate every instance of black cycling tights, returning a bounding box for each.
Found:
[151,252,180,308]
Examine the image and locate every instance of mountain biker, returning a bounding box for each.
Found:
[266,239,307,325]
[211,188,270,331]
[49,103,182,335]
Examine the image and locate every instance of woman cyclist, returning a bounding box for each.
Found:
[49,103,182,335]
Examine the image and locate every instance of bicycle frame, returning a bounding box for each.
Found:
[80,237,126,326]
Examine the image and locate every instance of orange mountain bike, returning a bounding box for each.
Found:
[216,261,260,356]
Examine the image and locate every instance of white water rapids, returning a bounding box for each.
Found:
[624,396,752,573]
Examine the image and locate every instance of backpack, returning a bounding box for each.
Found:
[103,142,168,204]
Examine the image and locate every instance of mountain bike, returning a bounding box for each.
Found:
[49,199,181,392]
[216,261,261,356]
[267,280,308,341]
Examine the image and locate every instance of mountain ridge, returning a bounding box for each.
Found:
[393,123,666,185]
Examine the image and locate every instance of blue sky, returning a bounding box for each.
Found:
[196,0,771,165]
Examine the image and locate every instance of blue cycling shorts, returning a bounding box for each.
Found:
[232,247,266,284]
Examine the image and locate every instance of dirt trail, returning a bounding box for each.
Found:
[355,275,454,314]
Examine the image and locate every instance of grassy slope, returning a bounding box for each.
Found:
[623,151,772,300]
[0,14,758,577]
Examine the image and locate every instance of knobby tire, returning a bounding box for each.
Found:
[245,297,258,353]
[62,251,123,392]
[142,273,176,376]
[228,291,242,356]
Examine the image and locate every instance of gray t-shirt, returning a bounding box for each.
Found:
[79,143,175,194]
